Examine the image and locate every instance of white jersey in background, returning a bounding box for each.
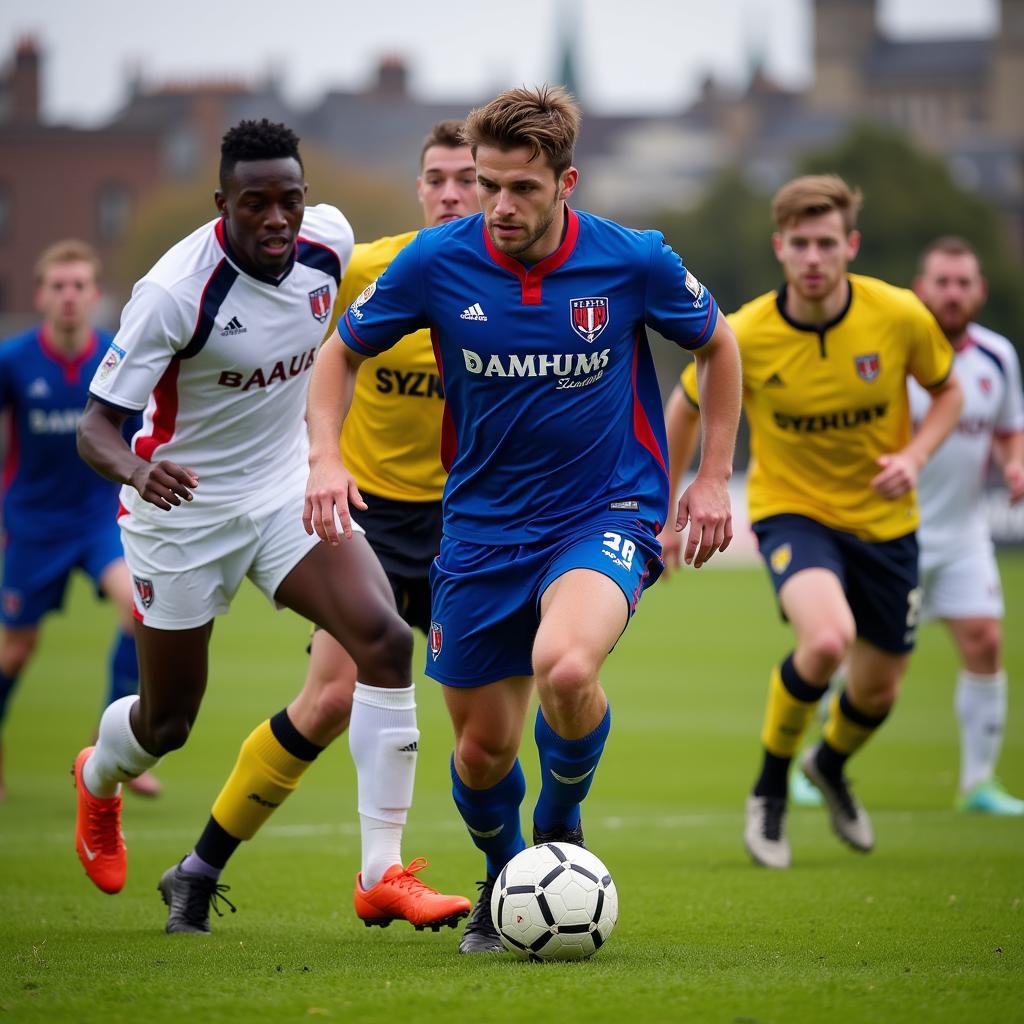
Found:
[909,323,1024,564]
[89,204,354,527]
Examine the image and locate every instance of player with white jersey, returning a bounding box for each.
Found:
[70,120,470,932]
[912,237,1024,815]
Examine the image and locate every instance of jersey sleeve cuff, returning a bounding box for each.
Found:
[923,366,953,391]
[338,311,384,357]
[88,390,146,415]
[678,302,719,352]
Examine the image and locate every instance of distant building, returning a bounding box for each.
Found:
[0,38,164,327]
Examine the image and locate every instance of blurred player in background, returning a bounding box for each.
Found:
[912,236,1024,815]
[305,86,742,953]
[0,241,157,802]
[666,175,962,868]
[71,120,468,934]
[170,119,479,934]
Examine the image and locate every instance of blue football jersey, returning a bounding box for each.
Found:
[339,209,718,544]
[0,327,124,539]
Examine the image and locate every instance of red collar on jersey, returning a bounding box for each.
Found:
[37,326,98,385]
[482,206,580,306]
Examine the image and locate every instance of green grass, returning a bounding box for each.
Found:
[1,557,1023,1023]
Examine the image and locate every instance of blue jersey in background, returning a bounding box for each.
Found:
[0,327,126,540]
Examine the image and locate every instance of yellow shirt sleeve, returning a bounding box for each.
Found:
[679,360,700,408]
[905,295,955,389]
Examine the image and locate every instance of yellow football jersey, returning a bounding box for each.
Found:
[331,232,446,502]
[680,274,953,541]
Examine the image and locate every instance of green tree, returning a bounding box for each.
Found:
[657,124,1023,348]
[656,169,780,317]
[799,123,1024,344]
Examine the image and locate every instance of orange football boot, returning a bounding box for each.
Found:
[73,746,127,894]
[354,857,471,930]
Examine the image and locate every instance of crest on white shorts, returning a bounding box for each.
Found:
[133,575,155,609]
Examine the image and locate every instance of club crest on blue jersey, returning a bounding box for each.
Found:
[429,620,443,660]
[854,353,881,382]
[308,285,332,325]
[133,575,155,609]
[570,297,609,344]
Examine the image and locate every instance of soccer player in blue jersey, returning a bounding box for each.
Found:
[0,240,157,801]
[304,86,743,953]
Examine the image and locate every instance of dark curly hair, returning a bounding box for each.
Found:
[219,119,303,189]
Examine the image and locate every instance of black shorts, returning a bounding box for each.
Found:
[752,513,921,654]
[359,491,442,636]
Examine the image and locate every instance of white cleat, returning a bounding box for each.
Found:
[801,746,874,853]
[744,795,791,869]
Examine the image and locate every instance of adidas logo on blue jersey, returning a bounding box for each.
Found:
[27,378,50,398]
[221,316,247,336]
[460,303,488,322]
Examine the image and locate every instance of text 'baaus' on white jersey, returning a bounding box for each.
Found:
[910,322,1024,563]
[89,205,353,527]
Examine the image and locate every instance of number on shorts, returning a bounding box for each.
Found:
[905,586,923,631]
[603,532,635,570]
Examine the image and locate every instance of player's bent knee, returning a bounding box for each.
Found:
[455,734,518,789]
[961,621,1001,670]
[802,626,854,676]
[309,681,353,735]
[0,633,37,676]
[534,648,597,696]
[352,615,414,688]
[137,711,194,756]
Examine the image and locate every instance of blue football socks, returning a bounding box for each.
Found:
[451,756,527,878]
[533,704,611,832]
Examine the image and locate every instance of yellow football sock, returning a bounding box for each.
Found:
[211,718,315,840]
[760,657,826,758]
[823,689,887,756]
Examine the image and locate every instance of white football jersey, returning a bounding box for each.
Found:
[90,205,353,526]
[909,323,1024,560]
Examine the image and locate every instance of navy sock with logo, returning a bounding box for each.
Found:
[450,756,526,879]
[533,705,611,833]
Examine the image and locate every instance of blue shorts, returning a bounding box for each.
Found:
[426,521,663,688]
[752,514,920,654]
[1,523,124,628]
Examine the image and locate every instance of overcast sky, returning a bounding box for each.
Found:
[1,0,1000,126]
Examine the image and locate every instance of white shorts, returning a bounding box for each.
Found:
[919,542,1004,622]
[119,492,363,630]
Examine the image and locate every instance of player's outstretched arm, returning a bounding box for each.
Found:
[872,373,963,500]
[304,332,369,544]
[658,384,701,575]
[77,399,197,511]
[677,316,742,569]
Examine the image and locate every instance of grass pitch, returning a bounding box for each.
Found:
[1,557,1022,1023]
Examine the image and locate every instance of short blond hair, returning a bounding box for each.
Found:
[34,239,101,286]
[771,175,863,233]
[462,85,581,176]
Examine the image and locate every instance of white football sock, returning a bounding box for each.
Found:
[348,682,418,889]
[83,696,160,798]
[955,669,1007,792]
